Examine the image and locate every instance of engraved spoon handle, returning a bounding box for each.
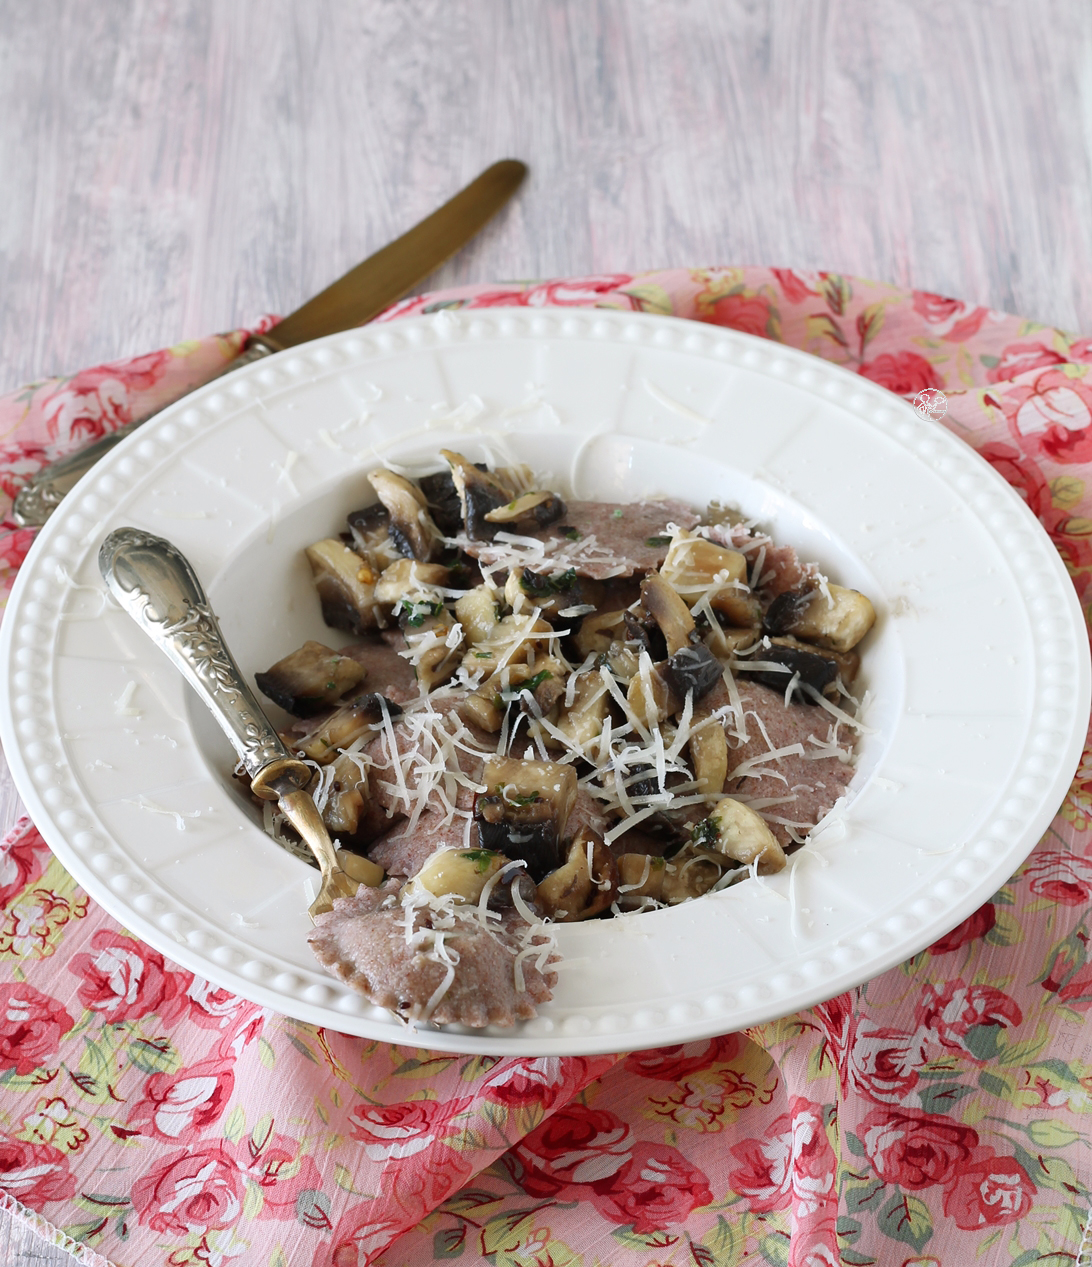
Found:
[98,527,383,914]
[98,527,304,784]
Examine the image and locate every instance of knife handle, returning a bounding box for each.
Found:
[12,342,273,529]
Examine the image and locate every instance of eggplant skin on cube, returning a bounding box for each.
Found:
[304,539,381,635]
[255,641,366,717]
[473,757,578,881]
[763,584,875,653]
[734,640,840,702]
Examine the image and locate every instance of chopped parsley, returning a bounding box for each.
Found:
[400,598,444,627]
[691,818,720,849]
[496,669,552,705]
[494,784,543,807]
[611,508,624,519]
[646,535,671,547]
[520,567,576,595]
[458,848,501,873]
[561,526,581,541]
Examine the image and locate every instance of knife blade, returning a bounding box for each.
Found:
[13,159,528,528]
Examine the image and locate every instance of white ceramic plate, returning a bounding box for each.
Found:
[2,309,1088,1056]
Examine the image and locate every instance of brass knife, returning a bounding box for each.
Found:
[14,159,527,527]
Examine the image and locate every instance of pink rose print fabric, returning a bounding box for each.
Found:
[3,270,1092,1265]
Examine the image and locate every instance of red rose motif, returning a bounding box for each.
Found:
[858,352,942,396]
[38,350,171,450]
[186,977,256,1029]
[929,902,996,954]
[588,1141,713,1233]
[911,291,989,341]
[69,930,189,1024]
[1055,961,1092,1010]
[0,822,46,906]
[1039,931,1087,995]
[988,341,1067,383]
[132,1144,244,1236]
[512,1104,633,1197]
[348,1096,473,1164]
[1000,368,1092,464]
[328,1203,408,1267]
[1070,337,1092,363]
[708,293,775,339]
[914,981,1022,1051]
[128,1057,235,1141]
[461,275,636,310]
[1022,851,1092,905]
[843,1019,920,1104]
[482,1056,577,1108]
[0,440,50,503]
[0,1134,75,1203]
[728,1098,835,1218]
[523,276,637,308]
[0,985,74,1075]
[942,1149,1034,1229]
[979,442,1054,519]
[812,992,855,1058]
[859,1107,978,1189]
[238,1131,322,1218]
[623,1035,741,1082]
[771,269,817,305]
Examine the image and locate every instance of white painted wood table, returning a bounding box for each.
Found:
[2,1,1092,1261]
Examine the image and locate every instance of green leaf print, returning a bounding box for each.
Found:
[843,1178,886,1213]
[878,1191,933,1251]
[127,1036,181,1076]
[916,1082,975,1114]
[434,1225,466,1258]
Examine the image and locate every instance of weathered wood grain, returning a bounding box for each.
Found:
[2,0,1092,1260]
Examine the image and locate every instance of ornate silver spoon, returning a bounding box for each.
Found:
[98,527,384,918]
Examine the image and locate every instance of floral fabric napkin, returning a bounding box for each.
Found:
[1,269,1091,1267]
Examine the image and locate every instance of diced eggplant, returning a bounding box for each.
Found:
[314,750,371,836]
[764,584,876,652]
[409,847,507,903]
[346,505,401,579]
[503,567,601,621]
[664,643,722,702]
[485,489,567,530]
[626,660,683,727]
[296,693,402,763]
[418,470,468,536]
[640,573,696,655]
[473,757,578,881]
[623,610,668,662]
[486,869,542,916]
[549,669,609,751]
[615,853,667,908]
[661,851,725,904]
[574,609,627,658]
[305,538,383,634]
[441,449,514,540]
[689,703,728,796]
[732,639,839,702]
[402,606,463,692]
[255,640,366,717]
[662,534,746,594]
[368,469,442,562]
[701,797,786,873]
[455,584,500,643]
[374,558,451,609]
[536,829,618,921]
